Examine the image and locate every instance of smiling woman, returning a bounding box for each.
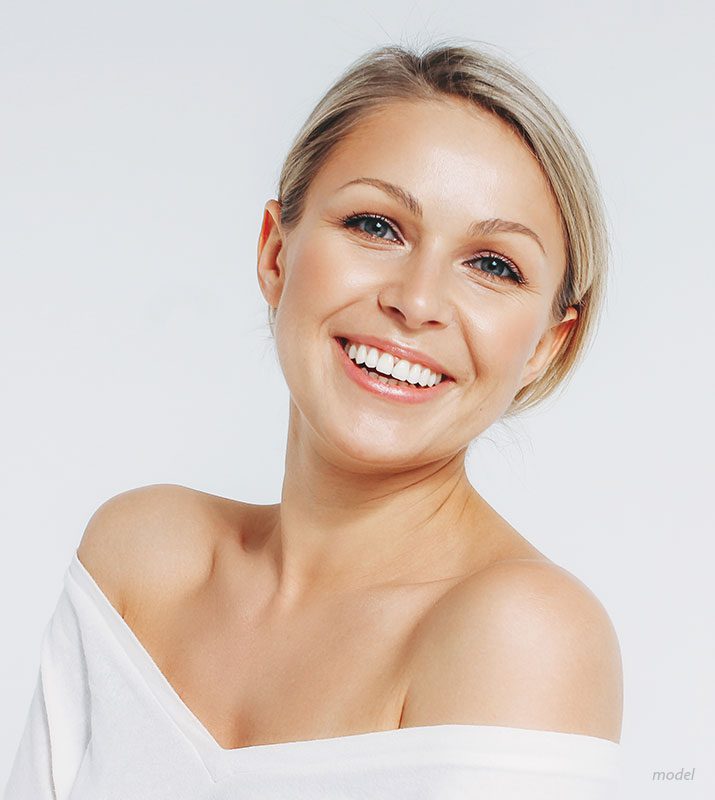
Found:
[266,43,608,420]
[6,40,622,800]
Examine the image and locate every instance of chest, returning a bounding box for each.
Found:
[125,577,439,749]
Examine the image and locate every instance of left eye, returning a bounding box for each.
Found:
[468,254,521,282]
[341,213,400,241]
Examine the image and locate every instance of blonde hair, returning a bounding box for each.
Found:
[268,39,609,417]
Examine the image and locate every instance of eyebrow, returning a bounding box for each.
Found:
[337,177,546,255]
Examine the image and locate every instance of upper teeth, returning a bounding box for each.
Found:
[342,339,443,387]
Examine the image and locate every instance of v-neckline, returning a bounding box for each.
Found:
[65,549,621,783]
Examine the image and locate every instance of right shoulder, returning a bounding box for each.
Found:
[76,483,217,617]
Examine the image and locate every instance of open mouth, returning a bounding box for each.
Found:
[335,336,455,390]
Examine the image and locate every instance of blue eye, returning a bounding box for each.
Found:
[340,213,401,242]
[468,253,523,284]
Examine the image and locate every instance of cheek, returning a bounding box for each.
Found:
[282,234,353,321]
[467,303,544,380]
[272,234,351,389]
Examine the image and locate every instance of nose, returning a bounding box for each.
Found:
[377,249,453,330]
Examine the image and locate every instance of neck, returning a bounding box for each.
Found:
[261,401,495,610]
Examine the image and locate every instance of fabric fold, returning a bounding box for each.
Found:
[3,552,623,800]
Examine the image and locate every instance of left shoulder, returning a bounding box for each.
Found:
[401,559,623,743]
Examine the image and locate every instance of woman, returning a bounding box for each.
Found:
[5,41,623,798]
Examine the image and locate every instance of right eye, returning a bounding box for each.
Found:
[340,212,402,243]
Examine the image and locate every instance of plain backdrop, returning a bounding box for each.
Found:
[1,1,713,796]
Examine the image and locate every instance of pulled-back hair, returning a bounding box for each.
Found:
[268,39,609,417]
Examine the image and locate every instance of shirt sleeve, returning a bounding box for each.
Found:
[4,580,92,800]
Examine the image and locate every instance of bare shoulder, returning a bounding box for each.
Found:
[401,558,624,743]
[76,483,223,616]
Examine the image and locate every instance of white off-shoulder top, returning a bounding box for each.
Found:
[4,551,623,799]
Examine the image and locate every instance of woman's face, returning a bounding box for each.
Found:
[257,97,577,468]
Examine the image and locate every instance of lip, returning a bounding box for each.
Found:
[333,336,453,405]
[335,333,455,381]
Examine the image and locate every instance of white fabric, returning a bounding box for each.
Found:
[4,551,623,799]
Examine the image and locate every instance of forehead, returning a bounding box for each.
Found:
[306,97,565,268]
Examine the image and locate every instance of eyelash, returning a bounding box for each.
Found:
[339,211,527,286]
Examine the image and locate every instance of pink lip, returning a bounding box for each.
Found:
[335,334,454,381]
[333,337,453,404]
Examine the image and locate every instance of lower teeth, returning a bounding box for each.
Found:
[361,366,426,388]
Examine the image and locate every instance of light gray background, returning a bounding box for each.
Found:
[2,1,713,796]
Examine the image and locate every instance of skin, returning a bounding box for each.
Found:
[77,96,623,749]
[255,96,578,606]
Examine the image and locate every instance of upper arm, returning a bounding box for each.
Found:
[76,483,214,617]
[401,560,624,743]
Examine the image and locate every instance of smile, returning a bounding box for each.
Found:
[334,337,454,404]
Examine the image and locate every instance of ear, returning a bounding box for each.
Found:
[256,199,286,309]
[518,306,578,390]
